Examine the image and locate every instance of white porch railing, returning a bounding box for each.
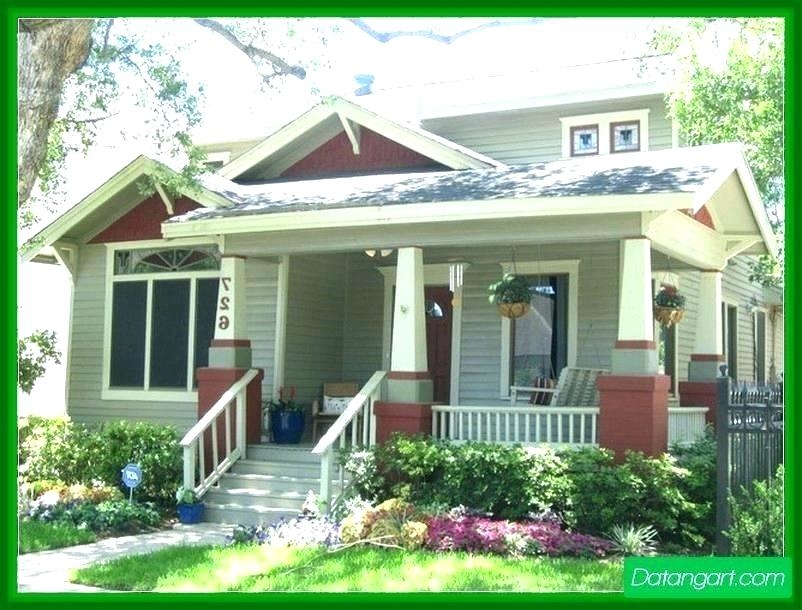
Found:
[312,370,386,512]
[668,406,710,446]
[431,405,709,448]
[179,368,260,497]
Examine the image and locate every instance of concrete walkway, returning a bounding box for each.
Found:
[17,522,235,593]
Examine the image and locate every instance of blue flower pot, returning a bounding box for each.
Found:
[270,411,305,444]
[177,502,205,524]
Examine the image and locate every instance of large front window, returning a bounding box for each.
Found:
[106,246,220,395]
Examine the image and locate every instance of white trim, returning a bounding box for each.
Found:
[560,108,650,158]
[22,156,231,262]
[378,262,469,400]
[162,193,691,240]
[498,259,580,398]
[102,240,222,401]
[721,299,739,380]
[102,389,198,403]
[272,255,290,400]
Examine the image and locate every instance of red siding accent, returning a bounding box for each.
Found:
[691,206,716,230]
[374,401,433,444]
[387,371,432,380]
[89,196,201,243]
[280,127,448,178]
[678,380,720,426]
[615,340,657,350]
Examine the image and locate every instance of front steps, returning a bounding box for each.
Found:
[202,444,339,526]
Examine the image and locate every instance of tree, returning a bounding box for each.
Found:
[649,18,784,287]
[17,18,328,228]
[18,330,61,394]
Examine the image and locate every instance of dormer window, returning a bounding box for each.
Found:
[560,109,649,158]
[611,121,640,153]
[570,125,599,156]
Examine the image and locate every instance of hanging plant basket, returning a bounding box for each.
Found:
[653,305,685,328]
[498,302,531,319]
[653,284,686,327]
[489,273,532,319]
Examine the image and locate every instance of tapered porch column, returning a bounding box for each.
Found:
[197,255,262,450]
[679,270,725,425]
[598,238,669,460]
[375,247,434,442]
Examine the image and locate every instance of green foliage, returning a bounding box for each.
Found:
[342,436,570,521]
[176,486,201,505]
[488,274,532,305]
[264,385,302,412]
[654,285,686,308]
[29,498,162,533]
[650,18,784,286]
[725,465,784,556]
[557,447,710,550]
[607,523,659,556]
[17,330,61,394]
[670,428,717,546]
[19,519,98,553]
[20,417,182,508]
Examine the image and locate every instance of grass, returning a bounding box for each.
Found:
[20,520,97,554]
[72,544,624,592]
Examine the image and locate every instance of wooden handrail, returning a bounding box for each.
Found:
[311,370,386,455]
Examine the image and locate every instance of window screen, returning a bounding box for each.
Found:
[110,281,147,387]
[149,279,190,388]
[193,278,220,384]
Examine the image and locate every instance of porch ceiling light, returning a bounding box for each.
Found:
[364,248,394,258]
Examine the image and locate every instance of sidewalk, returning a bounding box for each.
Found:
[17,522,235,593]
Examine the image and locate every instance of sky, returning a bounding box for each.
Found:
[17,16,682,415]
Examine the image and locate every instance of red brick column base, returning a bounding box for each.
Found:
[678,381,719,426]
[374,401,433,444]
[597,374,670,461]
[197,368,264,474]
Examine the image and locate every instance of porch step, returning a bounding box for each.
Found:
[199,443,345,527]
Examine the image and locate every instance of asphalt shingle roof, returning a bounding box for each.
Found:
[168,143,739,224]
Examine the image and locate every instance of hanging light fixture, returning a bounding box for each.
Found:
[364,248,394,258]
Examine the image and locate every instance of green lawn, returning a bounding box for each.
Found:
[19,520,98,554]
[72,544,624,592]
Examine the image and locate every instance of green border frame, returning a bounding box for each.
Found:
[4,1,798,608]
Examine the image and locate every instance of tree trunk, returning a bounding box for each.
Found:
[17,19,94,207]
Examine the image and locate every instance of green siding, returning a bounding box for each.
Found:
[423,94,673,164]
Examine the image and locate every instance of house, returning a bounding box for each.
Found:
[22,57,782,517]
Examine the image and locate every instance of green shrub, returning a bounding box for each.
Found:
[725,465,784,556]
[670,429,717,548]
[342,435,570,521]
[560,447,701,549]
[20,417,182,508]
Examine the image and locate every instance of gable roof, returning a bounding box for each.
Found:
[21,156,231,262]
[217,96,505,181]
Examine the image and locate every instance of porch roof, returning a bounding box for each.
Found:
[174,143,729,221]
[165,143,776,259]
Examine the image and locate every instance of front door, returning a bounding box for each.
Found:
[425,286,452,404]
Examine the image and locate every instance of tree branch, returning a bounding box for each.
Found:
[193,18,306,80]
[347,18,545,44]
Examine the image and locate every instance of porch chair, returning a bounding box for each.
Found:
[312,382,359,442]
[510,367,609,407]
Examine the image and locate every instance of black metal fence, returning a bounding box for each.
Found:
[715,377,784,554]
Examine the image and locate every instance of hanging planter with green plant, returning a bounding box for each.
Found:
[489,273,532,318]
[653,284,686,327]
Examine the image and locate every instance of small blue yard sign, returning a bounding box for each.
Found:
[121,463,142,502]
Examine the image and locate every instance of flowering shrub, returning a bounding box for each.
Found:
[226,516,341,548]
[25,494,161,533]
[340,498,428,550]
[425,510,612,559]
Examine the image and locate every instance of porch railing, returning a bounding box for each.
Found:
[312,370,386,513]
[431,405,709,448]
[179,368,260,497]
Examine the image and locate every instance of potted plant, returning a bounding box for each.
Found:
[176,486,205,524]
[653,284,686,327]
[488,273,532,318]
[265,385,305,444]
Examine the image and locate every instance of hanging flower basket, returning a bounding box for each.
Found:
[653,305,685,327]
[653,285,686,328]
[497,302,531,318]
[489,274,532,319]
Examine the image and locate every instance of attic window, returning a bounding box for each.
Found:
[114,246,220,275]
[570,125,599,156]
[560,109,650,158]
[610,121,640,153]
